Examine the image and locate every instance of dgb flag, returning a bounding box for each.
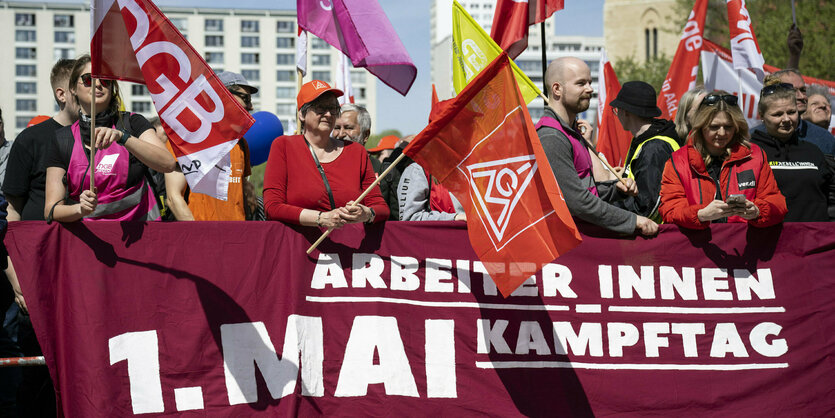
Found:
[404,53,580,297]
[451,1,540,104]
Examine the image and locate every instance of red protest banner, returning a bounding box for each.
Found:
[404,53,580,297]
[6,221,835,416]
[595,50,633,167]
[657,0,708,120]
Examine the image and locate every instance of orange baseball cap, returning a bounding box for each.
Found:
[297,80,343,110]
[368,135,399,152]
[27,115,51,127]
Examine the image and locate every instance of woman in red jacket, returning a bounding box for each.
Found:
[263,80,389,228]
[659,91,787,229]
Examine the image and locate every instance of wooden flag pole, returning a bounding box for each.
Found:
[296,69,303,134]
[90,77,96,191]
[306,152,408,254]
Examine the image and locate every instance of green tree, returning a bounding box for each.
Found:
[612,54,672,94]
[674,0,834,81]
[250,162,266,196]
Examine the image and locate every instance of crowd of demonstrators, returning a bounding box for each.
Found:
[43,55,176,223]
[659,92,787,228]
[164,71,255,221]
[750,80,835,222]
[397,160,466,221]
[536,57,657,236]
[674,88,707,142]
[609,81,681,222]
[263,80,388,229]
[803,86,832,131]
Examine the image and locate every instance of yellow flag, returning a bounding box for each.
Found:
[451,0,541,104]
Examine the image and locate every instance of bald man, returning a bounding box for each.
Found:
[536,57,658,236]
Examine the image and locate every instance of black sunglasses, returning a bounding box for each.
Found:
[700,94,738,108]
[79,73,111,88]
[311,104,340,116]
[229,90,252,106]
[761,82,796,97]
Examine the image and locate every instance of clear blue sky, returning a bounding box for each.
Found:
[24,0,604,135]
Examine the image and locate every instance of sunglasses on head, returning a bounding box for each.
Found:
[700,94,738,108]
[229,90,252,106]
[761,82,795,97]
[79,73,111,88]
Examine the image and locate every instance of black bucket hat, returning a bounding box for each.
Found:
[610,81,662,118]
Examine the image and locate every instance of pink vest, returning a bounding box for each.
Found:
[535,116,598,196]
[66,121,159,221]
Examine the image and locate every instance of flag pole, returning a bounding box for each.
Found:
[540,21,547,95]
[306,152,408,254]
[296,69,303,134]
[90,77,96,191]
[737,69,744,116]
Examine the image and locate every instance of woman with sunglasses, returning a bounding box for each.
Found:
[263,80,389,228]
[44,55,176,222]
[659,91,786,229]
[750,79,834,222]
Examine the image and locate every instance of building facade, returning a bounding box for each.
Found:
[603,0,680,65]
[0,1,377,137]
[431,0,604,122]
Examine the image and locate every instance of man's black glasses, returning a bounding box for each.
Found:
[79,73,111,88]
[229,90,252,106]
[700,94,738,108]
[761,83,795,97]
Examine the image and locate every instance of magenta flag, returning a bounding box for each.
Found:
[297,0,417,96]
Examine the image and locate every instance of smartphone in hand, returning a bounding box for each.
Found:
[725,194,746,206]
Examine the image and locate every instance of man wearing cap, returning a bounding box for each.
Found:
[369,135,399,165]
[537,57,658,236]
[164,71,254,221]
[610,81,680,222]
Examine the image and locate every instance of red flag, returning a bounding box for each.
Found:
[727,0,765,81]
[90,0,254,200]
[403,53,581,297]
[595,50,632,167]
[657,0,708,120]
[490,0,564,59]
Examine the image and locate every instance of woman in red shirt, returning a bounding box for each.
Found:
[659,91,786,229]
[263,80,389,228]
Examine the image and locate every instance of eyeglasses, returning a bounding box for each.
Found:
[79,73,111,88]
[311,104,340,116]
[229,90,252,107]
[700,94,738,108]
[760,83,795,97]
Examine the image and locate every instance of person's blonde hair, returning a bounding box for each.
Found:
[758,76,796,117]
[675,87,706,139]
[68,54,122,116]
[690,90,750,166]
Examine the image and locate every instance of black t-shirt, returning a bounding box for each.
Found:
[2,118,64,220]
[45,113,154,192]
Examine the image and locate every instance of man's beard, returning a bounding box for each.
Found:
[566,96,591,114]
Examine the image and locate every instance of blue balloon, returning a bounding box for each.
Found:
[243,111,283,166]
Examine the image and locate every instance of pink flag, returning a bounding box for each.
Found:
[726,0,765,81]
[90,0,254,200]
[297,0,417,96]
[657,0,707,120]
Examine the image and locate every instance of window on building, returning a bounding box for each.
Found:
[205,19,223,32]
[276,37,294,48]
[16,65,36,77]
[312,71,330,83]
[311,38,329,49]
[205,51,224,64]
[15,13,35,26]
[275,103,296,115]
[54,48,75,61]
[276,53,294,65]
[276,70,295,82]
[276,21,294,33]
[652,28,658,59]
[132,101,153,114]
[54,14,74,28]
[131,85,148,96]
[16,116,32,130]
[205,36,224,47]
[276,87,295,98]
[645,29,650,61]
[241,70,260,82]
[211,66,224,73]
[515,60,539,73]
[241,53,260,64]
[350,71,364,84]
[311,54,330,66]
[358,88,366,100]
[241,36,260,48]
[241,20,259,33]
[15,30,36,42]
[170,18,187,32]
[54,31,76,44]
[16,99,37,112]
[16,82,36,94]
[15,47,36,59]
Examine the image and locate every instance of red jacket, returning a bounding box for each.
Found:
[659,143,787,229]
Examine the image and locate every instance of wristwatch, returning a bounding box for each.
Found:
[117,128,131,145]
[365,207,376,224]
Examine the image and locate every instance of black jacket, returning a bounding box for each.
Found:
[751,130,834,222]
[612,119,680,218]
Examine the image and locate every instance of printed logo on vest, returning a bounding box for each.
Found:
[465,155,537,245]
[96,154,119,176]
[737,169,756,190]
